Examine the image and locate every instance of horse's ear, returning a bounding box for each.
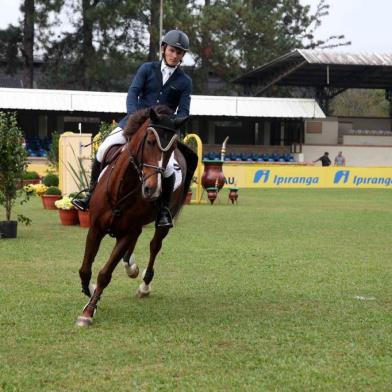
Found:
[173,116,189,129]
[149,107,160,123]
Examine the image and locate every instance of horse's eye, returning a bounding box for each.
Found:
[147,139,155,146]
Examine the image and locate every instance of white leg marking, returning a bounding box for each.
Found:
[137,269,151,297]
[123,253,139,278]
[137,282,151,298]
[88,283,96,297]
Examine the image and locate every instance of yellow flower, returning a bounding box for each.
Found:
[55,196,74,210]
[33,184,48,196]
[23,184,35,193]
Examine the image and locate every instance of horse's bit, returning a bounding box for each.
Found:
[107,126,177,215]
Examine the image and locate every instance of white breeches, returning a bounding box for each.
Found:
[96,126,174,178]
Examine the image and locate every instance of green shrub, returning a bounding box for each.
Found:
[48,131,60,170]
[0,111,31,224]
[44,186,62,196]
[43,173,59,187]
[68,191,84,199]
[21,171,40,180]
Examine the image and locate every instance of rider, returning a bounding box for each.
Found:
[72,29,192,229]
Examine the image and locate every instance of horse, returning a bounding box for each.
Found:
[76,106,198,327]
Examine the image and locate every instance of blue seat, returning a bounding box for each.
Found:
[256,154,264,162]
[261,153,270,161]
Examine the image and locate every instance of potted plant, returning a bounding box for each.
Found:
[42,172,59,187]
[33,183,48,197]
[42,186,62,210]
[69,192,90,228]
[77,208,90,228]
[20,171,41,187]
[0,112,31,238]
[55,196,79,225]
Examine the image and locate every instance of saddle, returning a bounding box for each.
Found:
[101,144,124,168]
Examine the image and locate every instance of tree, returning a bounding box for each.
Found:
[188,0,349,94]
[0,112,30,225]
[0,26,23,76]
[1,0,348,95]
[21,0,35,88]
[330,89,389,117]
[41,0,146,91]
[0,0,65,87]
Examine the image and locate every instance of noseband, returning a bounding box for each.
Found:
[127,126,178,186]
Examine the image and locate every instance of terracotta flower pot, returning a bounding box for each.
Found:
[59,209,79,225]
[41,195,61,210]
[78,210,90,228]
[19,179,41,188]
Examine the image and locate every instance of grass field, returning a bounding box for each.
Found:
[1,189,392,391]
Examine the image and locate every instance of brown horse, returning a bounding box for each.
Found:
[76,106,197,327]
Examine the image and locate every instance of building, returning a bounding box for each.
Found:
[0,87,324,158]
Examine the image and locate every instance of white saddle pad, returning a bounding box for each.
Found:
[98,157,183,191]
[173,157,182,191]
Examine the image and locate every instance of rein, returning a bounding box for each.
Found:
[105,126,177,234]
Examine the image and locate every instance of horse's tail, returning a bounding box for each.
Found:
[177,142,198,202]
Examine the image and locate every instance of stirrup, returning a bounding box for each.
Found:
[71,195,90,211]
[156,207,173,228]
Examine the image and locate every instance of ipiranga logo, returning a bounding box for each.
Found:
[253,170,319,186]
[253,170,270,183]
[334,170,350,184]
[334,170,392,186]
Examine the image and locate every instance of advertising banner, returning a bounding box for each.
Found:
[219,164,392,189]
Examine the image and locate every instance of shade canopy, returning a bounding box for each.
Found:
[234,49,392,95]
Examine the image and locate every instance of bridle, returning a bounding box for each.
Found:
[129,126,178,183]
[106,125,178,227]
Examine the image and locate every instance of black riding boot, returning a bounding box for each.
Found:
[71,159,101,211]
[156,173,175,228]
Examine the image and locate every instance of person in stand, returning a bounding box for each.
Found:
[313,152,331,167]
[334,151,346,166]
[72,29,192,229]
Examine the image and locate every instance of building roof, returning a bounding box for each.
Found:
[0,87,325,119]
[234,49,392,94]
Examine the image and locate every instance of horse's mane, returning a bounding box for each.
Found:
[123,105,174,138]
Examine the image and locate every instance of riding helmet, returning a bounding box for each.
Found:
[161,29,189,52]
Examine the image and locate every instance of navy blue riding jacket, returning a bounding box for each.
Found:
[118,61,192,129]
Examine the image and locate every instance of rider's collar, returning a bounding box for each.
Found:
[161,60,178,71]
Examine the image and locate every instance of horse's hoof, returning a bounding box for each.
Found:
[124,262,139,279]
[137,289,150,298]
[76,316,93,327]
